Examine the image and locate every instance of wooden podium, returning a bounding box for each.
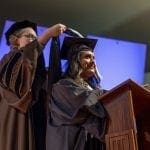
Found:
[100,79,150,150]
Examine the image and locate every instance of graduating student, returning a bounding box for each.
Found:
[0,20,66,150]
[46,36,107,150]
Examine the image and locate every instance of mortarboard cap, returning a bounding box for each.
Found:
[5,20,37,45]
[61,36,97,60]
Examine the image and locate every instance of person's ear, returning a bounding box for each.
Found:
[9,35,19,45]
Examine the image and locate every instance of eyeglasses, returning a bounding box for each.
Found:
[19,34,37,40]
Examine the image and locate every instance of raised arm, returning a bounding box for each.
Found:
[38,23,66,45]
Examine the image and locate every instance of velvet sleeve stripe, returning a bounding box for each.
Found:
[5,52,22,87]
[14,66,22,98]
[0,52,22,88]
[0,62,9,82]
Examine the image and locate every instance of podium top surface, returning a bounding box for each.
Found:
[100,79,150,116]
[100,79,150,101]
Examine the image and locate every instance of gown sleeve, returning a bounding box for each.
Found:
[50,79,107,140]
[51,79,105,119]
[0,40,44,113]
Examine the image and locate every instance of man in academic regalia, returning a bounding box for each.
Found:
[0,20,66,150]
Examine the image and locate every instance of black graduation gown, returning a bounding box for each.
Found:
[46,78,107,150]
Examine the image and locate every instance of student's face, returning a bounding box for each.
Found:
[79,50,96,79]
[17,27,37,48]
